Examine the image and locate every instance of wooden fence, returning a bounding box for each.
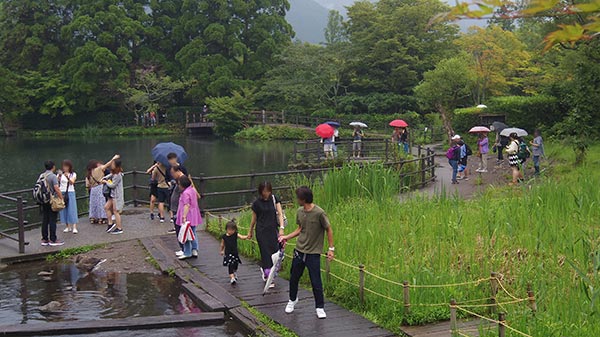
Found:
[0,150,435,254]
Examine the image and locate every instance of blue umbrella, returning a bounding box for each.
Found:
[325,121,341,128]
[151,142,188,167]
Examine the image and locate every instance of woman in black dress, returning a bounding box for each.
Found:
[247,181,285,282]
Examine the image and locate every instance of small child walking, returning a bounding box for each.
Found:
[220,220,247,284]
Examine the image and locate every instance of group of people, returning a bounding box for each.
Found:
[35,155,124,246]
[218,183,335,319]
[391,127,410,154]
[447,128,544,185]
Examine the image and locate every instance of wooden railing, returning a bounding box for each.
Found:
[0,152,435,254]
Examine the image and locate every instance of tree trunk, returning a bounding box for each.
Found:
[0,112,9,137]
[436,104,454,145]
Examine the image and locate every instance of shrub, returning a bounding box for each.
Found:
[234,125,312,140]
[453,107,483,133]
[486,95,563,132]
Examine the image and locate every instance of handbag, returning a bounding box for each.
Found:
[62,173,71,205]
[103,175,113,199]
[272,195,288,228]
[50,196,65,212]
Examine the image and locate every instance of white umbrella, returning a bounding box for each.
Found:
[476,104,488,109]
[349,122,368,128]
[500,127,528,137]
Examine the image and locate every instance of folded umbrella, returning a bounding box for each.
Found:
[490,121,508,132]
[389,119,408,128]
[500,127,528,137]
[152,142,188,167]
[350,122,368,128]
[316,123,335,138]
[469,126,491,133]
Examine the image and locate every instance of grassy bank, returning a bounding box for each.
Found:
[208,143,600,336]
[234,125,389,141]
[24,125,180,137]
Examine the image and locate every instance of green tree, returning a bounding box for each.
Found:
[324,10,347,46]
[122,69,189,121]
[207,89,256,137]
[345,0,459,95]
[259,42,347,111]
[414,55,477,142]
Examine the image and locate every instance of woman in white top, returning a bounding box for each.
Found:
[59,160,79,233]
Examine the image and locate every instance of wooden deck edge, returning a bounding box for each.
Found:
[0,251,52,264]
[229,307,280,337]
[0,313,224,336]
[181,281,227,312]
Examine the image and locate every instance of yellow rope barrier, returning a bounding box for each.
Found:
[455,306,533,337]
[458,298,528,308]
[457,331,475,337]
[496,278,522,301]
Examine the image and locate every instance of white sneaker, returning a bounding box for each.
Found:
[192,249,198,257]
[175,250,184,256]
[72,228,78,234]
[285,299,298,314]
[316,308,327,319]
[63,227,70,233]
[480,169,488,173]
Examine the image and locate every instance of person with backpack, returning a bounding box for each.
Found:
[447,135,462,184]
[530,129,544,175]
[506,133,524,185]
[103,158,124,234]
[457,137,472,180]
[35,160,65,246]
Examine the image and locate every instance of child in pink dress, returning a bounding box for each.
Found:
[176,176,202,260]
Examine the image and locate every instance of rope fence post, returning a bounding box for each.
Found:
[403,280,410,315]
[527,284,537,313]
[490,272,499,314]
[359,264,365,305]
[420,154,426,188]
[498,312,506,337]
[450,299,458,337]
[17,196,25,254]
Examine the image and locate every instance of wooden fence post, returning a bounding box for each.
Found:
[527,284,537,313]
[420,155,426,188]
[498,312,506,337]
[199,174,206,211]
[450,299,458,336]
[262,110,266,124]
[359,264,365,305]
[132,170,138,207]
[17,196,25,254]
[282,110,285,124]
[490,272,499,314]
[403,280,410,314]
[250,170,256,191]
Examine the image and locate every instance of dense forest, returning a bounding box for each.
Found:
[0,0,599,148]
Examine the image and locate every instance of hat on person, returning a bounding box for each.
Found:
[452,134,461,140]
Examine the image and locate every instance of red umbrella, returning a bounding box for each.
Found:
[315,123,335,138]
[389,119,408,128]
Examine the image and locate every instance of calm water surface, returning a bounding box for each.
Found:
[0,136,294,192]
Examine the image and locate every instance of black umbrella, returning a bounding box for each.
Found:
[491,121,508,132]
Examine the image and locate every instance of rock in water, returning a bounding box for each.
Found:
[75,255,102,272]
[38,301,62,312]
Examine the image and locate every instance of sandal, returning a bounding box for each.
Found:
[100,218,109,225]
[90,218,98,224]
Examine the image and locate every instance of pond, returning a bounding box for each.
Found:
[0,135,294,192]
[0,260,244,336]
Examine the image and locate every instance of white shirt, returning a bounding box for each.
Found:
[59,172,77,193]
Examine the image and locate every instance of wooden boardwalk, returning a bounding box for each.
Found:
[142,231,395,337]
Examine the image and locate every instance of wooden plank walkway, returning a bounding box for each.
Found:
[401,319,492,337]
[144,231,395,337]
[0,312,224,336]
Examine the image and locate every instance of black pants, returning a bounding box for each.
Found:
[497,145,504,160]
[228,263,239,275]
[41,203,58,242]
[289,250,324,309]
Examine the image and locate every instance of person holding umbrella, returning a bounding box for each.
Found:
[390,120,409,154]
[506,132,524,185]
[350,123,366,158]
[151,142,189,223]
[316,124,336,160]
[476,133,489,173]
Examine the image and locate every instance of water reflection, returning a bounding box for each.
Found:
[0,261,198,324]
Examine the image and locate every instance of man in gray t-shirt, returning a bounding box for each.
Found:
[40,160,64,246]
[280,186,334,319]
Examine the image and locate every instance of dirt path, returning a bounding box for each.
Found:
[71,239,160,274]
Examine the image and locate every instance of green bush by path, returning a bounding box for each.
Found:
[209,144,600,336]
[234,125,314,140]
[25,125,179,137]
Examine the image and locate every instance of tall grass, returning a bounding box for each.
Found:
[207,145,600,336]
